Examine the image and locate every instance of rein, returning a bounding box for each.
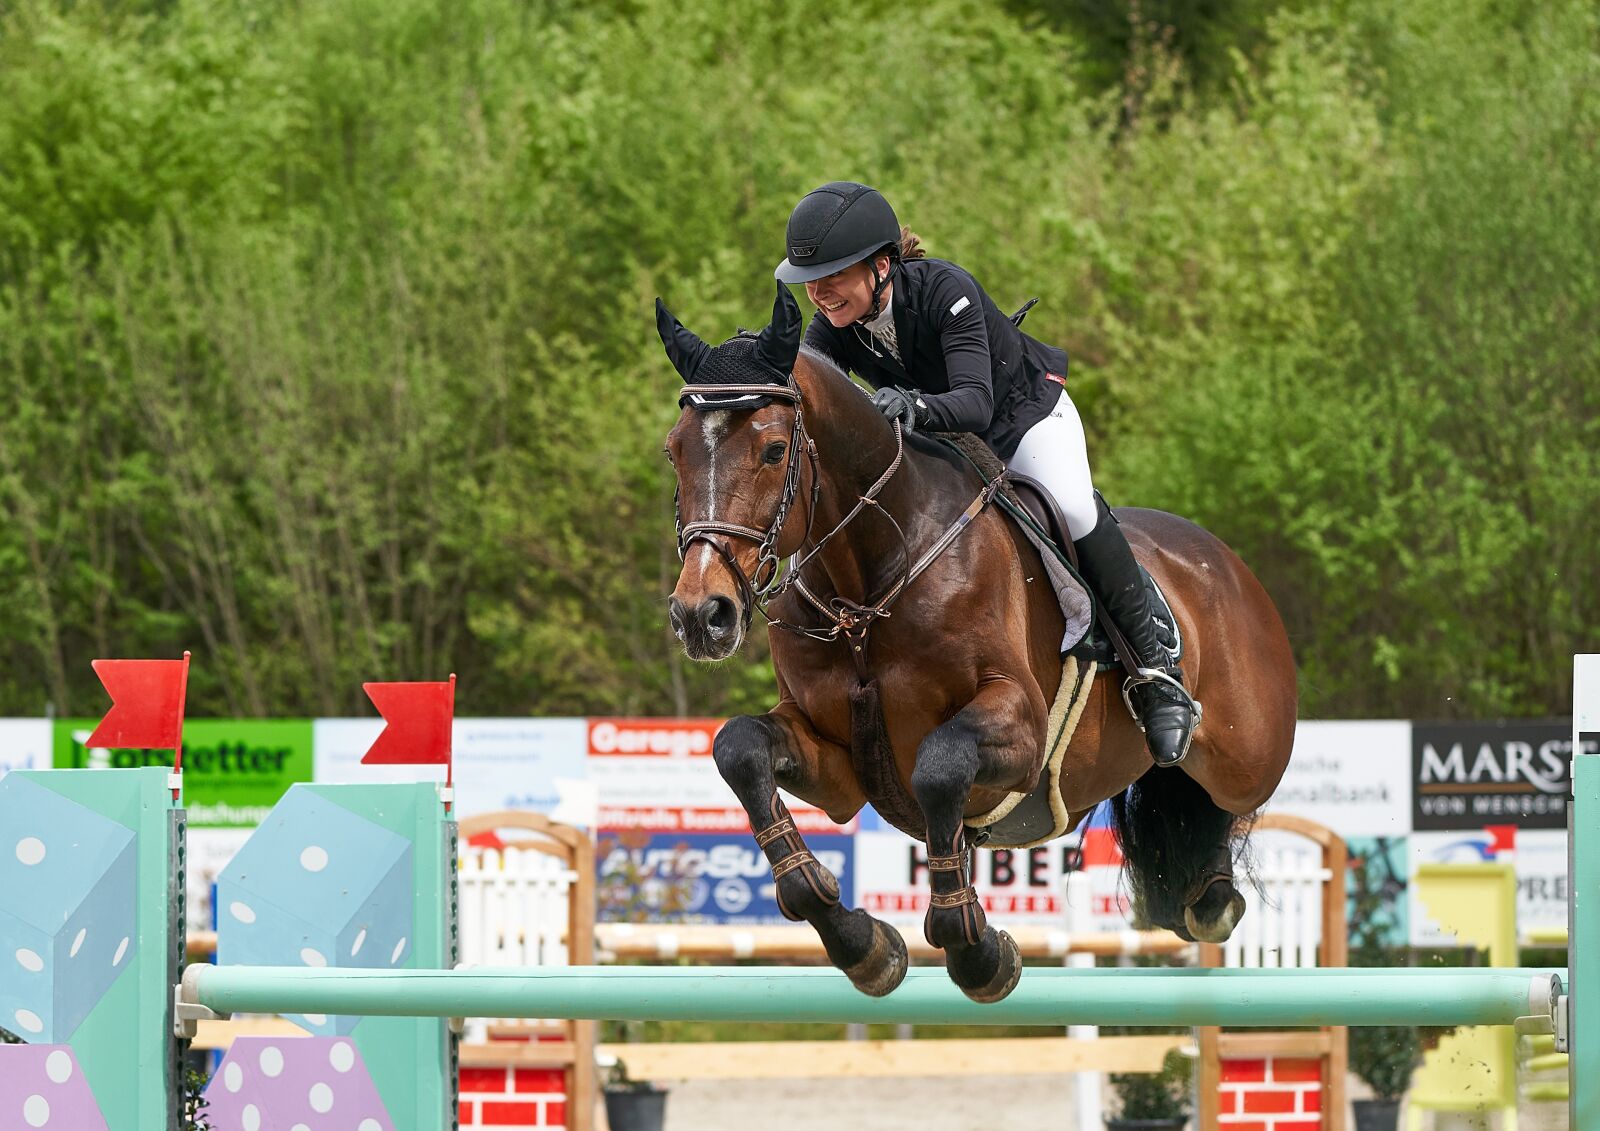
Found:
[675,381,1005,681]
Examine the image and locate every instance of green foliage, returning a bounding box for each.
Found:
[0,0,1595,719]
[1109,1046,1193,1120]
[1347,848,1422,1099]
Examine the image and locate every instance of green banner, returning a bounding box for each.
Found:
[53,718,312,826]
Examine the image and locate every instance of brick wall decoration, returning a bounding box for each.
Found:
[1217,1056,1323,1131]
[460,1065,568,1130]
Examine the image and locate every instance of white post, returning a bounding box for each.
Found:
[1064,868,1102,1130]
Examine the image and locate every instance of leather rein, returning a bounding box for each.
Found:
[674,381,1006,681]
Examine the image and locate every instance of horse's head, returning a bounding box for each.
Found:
[659,283,814,661]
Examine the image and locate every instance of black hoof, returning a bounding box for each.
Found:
[840,918,909,997]
[948,928,1023,1004]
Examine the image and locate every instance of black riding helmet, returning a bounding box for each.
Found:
[774,182,900,284]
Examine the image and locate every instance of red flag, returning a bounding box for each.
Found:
[362,678,455,765]
[86,655,190,751]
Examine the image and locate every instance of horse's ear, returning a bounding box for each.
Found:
[656,298,712,382]
[756,281,802,380]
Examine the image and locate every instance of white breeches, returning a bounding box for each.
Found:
[1005,389,1099,542]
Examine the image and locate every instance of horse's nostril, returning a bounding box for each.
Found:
[702,596,739,637]
[668,598,689,639]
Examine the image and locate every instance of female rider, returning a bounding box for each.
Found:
[774,181,1195,766]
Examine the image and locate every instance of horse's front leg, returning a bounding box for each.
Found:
[713,711,908,996]
[913,678,1043,1003]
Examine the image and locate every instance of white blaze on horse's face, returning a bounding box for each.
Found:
[666,403,796,662]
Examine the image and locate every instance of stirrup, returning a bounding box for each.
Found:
[1120,667,1202,766]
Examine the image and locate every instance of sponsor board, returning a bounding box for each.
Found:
[55,718,312,827]
[1261,720,1413,836]
[595,830,854,924]
[1412,721,1580,830]
[1407,827,1568,946]
[588,717,854,834]
[313,717,589,819]
[0,719,51,781]
[853,813,1132,932]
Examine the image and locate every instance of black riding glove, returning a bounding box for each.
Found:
[870,386,930,432]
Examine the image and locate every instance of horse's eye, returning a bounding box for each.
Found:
[762,441,787,465]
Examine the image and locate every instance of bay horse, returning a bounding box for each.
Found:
[658,283,1296,1002]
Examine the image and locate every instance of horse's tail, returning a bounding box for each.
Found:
[1107,767,1243,934]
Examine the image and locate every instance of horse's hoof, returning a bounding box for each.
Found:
[958,929,1023,1005]
[1183,884,1246,944]
[841,919,908,997]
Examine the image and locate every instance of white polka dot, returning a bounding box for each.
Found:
[300,845,329,872]
[390,937,407,964]
[13,1009,43,1034]
[359,1120,383,1131]
[229,901,257,925]
[70,929,86,958]
[15,949,43,973]
[22,1094,48,1127]
[309,1082,334,1113]
[300,947,327,968]
[112,937,129,967]
[44,1050,72,1083]
[242,1104,261,1131]
[16,837,45,866]
[303,1014,327,1026]
[350,928,367,956]
[259,1045,284,1077]
[293,1125,311,1131]
[329,1042,356,1072]
[224,1061,244,1092]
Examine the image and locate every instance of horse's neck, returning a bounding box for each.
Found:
[794,359,964,599]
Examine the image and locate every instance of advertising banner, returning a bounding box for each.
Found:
[313,717,589,820]
[1407,827,1568,946]
[0,719,52,781]
[1261,720,1413,837]
[1412,720,1580,830]
[595,830,854,923]
[54,718,312,827]
[852,815,1131,932]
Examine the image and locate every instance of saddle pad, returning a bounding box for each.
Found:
[1009,510,1093,655]
[966,656,1096,848]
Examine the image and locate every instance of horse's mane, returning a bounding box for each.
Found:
[795,344,1004,484]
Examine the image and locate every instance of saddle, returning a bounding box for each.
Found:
[1005,473,1182,672]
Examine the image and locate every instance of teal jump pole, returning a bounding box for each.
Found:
[1571,654,1598,1131]
[182,964,1562,1031]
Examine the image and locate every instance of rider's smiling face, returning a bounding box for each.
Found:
[804,254,893,327]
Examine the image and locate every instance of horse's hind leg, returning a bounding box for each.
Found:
[912,682,1041,1004]
[713,712,908,996]
[1108,767,1247,943]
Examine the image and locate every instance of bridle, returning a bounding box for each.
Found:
[673,379,1005,678]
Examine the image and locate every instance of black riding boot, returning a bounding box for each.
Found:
[1072,494,1199,766]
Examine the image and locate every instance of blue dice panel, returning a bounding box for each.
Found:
[217,786,413,1035]
[0,775,137,1043]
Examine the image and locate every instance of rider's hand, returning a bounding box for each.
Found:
[870,386,929,432]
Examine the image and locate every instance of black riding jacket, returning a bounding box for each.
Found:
[802,257,1068,460]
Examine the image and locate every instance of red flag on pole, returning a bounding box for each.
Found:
[86,653,190,752]
[361,676,456,767]
[87,651,192,799]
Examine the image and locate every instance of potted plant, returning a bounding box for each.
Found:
[1347,842,1422,1131]
[600,1052,668,1131]
[1106,1046,1193,1129]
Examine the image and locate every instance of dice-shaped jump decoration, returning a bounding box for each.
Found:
[217,786,413,1036]
[0,775,137,1043]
